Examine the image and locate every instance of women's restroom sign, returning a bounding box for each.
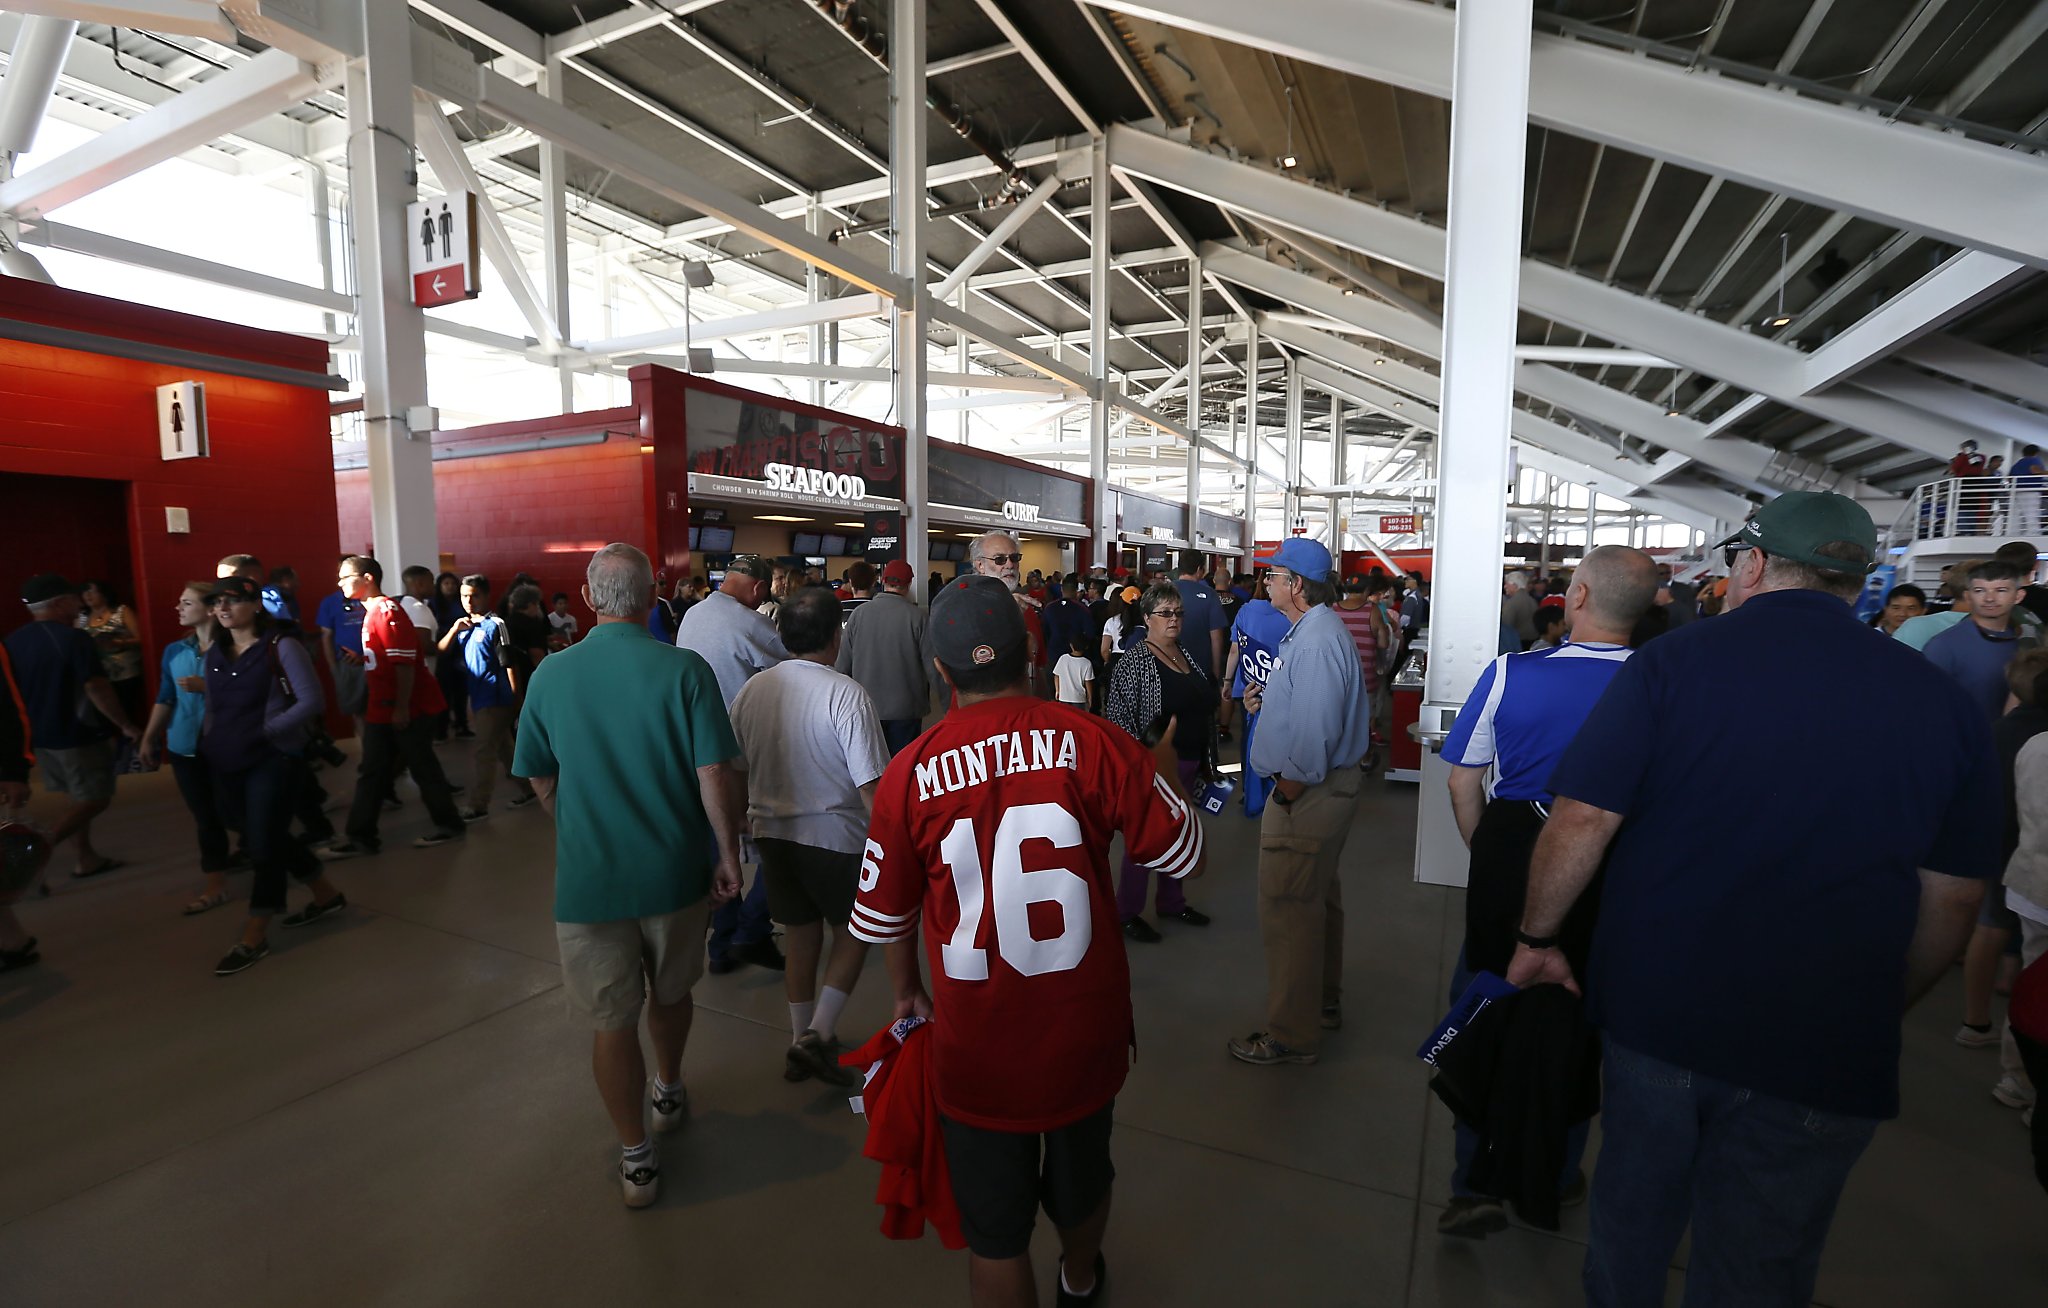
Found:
[156,382,207,461]
[406,192,480,308]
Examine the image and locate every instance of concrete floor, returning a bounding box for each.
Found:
[1,742,2043,1307]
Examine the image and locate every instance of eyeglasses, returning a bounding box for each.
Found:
[980,553,1024,565]
[1148,607,1185,619]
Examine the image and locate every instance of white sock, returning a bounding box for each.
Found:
[622,1138,653,1163]
[813,985,851,1043]
[652,1073,682,1101]
[789,1000,816,1041]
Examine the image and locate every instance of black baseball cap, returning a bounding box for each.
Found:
[208,576,262,603]
[20,573,77,606]
[929,576,1027,671]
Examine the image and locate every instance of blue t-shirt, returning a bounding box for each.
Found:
[1174,577,1224,674]
[1923,618,2027,722]
[1549,588,2000,1120]
[262,586,299,624]
[1,621,108,751]
[1441,643,1631,804]
[2013,453,2047,489]
[315,590,365,656]
[154,636,207,757]
[460,614,516,711]
[1229,599,1292,698]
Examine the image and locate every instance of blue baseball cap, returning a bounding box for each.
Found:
[1265,537,1336,585]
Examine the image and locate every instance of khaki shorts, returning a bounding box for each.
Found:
[555,898,712,1030]
[37,742,115,806]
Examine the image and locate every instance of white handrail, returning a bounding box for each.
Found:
[1895,475,2044,546]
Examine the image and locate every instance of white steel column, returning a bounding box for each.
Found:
[539,56,574,412]
[1243,315,1260,558]
[347,0,437,572]
[891,0,930,598]
[1284,361,1304,532]
[304,162,337,339]
[1417,0,1534,888]
[1089,137,1113,566]
[807,199,827,407]
[1184,254,1203,550]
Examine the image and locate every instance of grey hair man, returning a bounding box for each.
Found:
[3,574,140,878]
[839,559,930,755]
[1501,570,1537,649]
[513,542,747,1209]
[676,553,787,973]
[970,530,1023,590]
[1229,538,1375,1068]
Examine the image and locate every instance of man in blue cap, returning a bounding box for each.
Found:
[1508,491,1998,1306]
[1228,537,1376,1066]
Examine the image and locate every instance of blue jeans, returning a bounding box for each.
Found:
[881,719,922,757]
[1585,1037,1878,1308]
[709,870,772,957]
[1446,948,1590,1199]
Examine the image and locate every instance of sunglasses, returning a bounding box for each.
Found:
[1148,607,1184,619]
[981,553,1024,565]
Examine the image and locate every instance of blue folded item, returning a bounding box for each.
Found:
[1417,970,1518,1067]
[1198,777,1237,815]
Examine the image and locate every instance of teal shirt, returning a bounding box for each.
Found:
[512,621,740,924]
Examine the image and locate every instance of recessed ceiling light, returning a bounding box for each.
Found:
[757,514,813,523]
[1279,154,1298,169]
[833,521,865,528]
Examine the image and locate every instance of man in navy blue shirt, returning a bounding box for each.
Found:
[1173,550,1226,681]
[1509,493,1997,1307]
[1924,560,2032,721]
[1436,545,1658,1237]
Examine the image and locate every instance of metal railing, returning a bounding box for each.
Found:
[1891,477,2048,546]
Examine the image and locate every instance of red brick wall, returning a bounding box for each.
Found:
[335,438,649,618]
[0,281,337,677]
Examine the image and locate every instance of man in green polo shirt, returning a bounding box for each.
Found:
[514,542,744,1210]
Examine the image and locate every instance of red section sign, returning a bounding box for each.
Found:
[412,268,466,308]
[1379,514,1419,535]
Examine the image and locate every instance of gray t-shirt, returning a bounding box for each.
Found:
[729,659,889,853]
[676,590,788,708]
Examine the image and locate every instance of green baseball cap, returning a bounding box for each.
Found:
[1717,491,1877,574]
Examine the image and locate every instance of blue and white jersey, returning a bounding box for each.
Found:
[1441,642,1632,804]
[1230,599,1292,698]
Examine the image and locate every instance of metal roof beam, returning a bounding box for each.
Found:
[1900,336,2048,411]
[1801,250,2034,392]
[546,1,726,62]
[1092,0,2048,267]
[411,0,544,67]
[1113,127,2007,461]
[0,47,339,220]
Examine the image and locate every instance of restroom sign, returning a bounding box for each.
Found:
[406,192,480,308]
[156,381,208,461]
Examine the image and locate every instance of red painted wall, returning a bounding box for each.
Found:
[0,280,337,683]
[336,438,649,617]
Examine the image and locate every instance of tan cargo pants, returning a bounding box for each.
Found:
[1257,766,1363,1052]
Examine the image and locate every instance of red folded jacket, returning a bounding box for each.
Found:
[841,1016,965,1251]
[2011,948,2048,1045]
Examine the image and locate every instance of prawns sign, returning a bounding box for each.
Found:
[684,387,901,500]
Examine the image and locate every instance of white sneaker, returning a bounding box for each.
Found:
[1954,1024,2001,1048]
[1992,1073,2036,1109]
[649,1082,688,1134]
[619,1152,659,1208]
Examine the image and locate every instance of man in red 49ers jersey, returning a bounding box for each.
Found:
[851,576,1205,1308]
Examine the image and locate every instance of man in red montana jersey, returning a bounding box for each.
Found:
[850,575,1206,1308]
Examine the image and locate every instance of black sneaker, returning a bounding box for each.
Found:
[1437,1195,1509,1239]
[280,894,347,929]
[214,941,269,976]
[458,807,489,824]
[412,829,461,849]
[318,841,374,862]
[786,1030,859,1087]
[1169,907,1211,927]
[1,938,40,973]
[732,938,786,971]
[1055,1252,1107,1307]
[507,792,539,810]
[1122,916,1162,944]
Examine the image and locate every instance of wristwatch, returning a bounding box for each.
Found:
[1271,785,1295,807]
[1514,928,1559,950]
